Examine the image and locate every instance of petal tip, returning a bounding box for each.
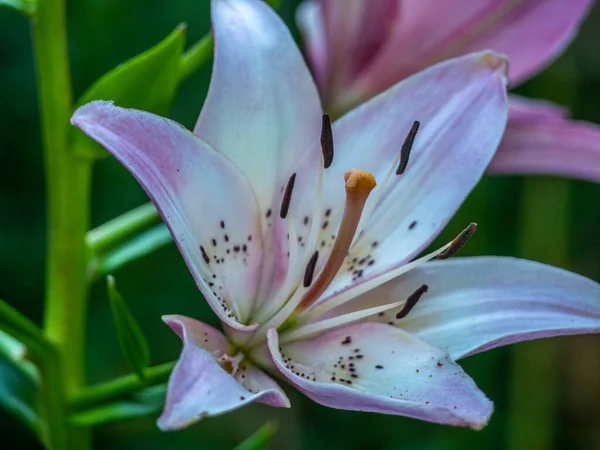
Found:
[71,100,115,126]
[477,51,509,85]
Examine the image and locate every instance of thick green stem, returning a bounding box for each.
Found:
[70,361,175,410]
[32,0,93,447]
[508,178,570,450]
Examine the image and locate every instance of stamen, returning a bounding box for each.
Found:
[321,114,334,169]
[396,121,420,175]
[303,251,319,287]
[437,223,477,259]
[297,169,376,312]
[280,173,297,219]
[395,284,428,319]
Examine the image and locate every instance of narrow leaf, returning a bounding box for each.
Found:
[72,25,186,159]
[234,422,278,450]
[0,0,35,15]
[0,346,42,438]
[107,276,150,381]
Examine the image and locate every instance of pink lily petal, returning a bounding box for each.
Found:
[267,324,493,429]
[72,102,263,328]
[196,0,322,218]
[488,97,600,183]
[332,0,592,110]
[312,52,508,305]
[297,0,400,105]
[197,0,323,314]
[331,257,600,360]
[296,1,328,92]
[158,315,289,431]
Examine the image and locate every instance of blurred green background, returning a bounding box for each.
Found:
[1,0,600,449]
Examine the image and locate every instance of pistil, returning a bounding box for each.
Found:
[296,169,376,313]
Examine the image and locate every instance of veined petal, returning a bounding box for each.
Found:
[196,0,322,218]
[72,102,263,327]
[267,324,493,429]
[336,257,600,360]
[316,53,508,305]
[350,0,593,105]
[488,97,600,184]
[158,315,289,430]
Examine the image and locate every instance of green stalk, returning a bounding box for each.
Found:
[70,361,175,410]
[32,0,92,447]
[508,178,570,450]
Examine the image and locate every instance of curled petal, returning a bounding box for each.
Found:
[488,97,600,184]
[268,324,493,429]
[335,257,600,360]
[72,102,263,327]
[158,315,289,430]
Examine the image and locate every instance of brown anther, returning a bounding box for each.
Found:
[280,173,297,219]
[396,284,428,319]
[321,114,334,168]
[437,223,477,260]
[396,121,420,175]
[303,251,319,288]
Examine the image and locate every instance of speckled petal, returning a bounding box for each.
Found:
[267,324,493,429]
[328,257,600,360]
[312,52,508,306]
[158,315,289,430]
[71,102,263,328]
[488,96,600,184]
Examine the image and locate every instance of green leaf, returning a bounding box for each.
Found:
[69,384,165,427]
[0,336,42,438]
[0,0,36,15]
[107,276,151,381]
[72,24,186,159]
[234,422,278,450]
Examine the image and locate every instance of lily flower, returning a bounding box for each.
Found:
[297,0,600,184]
[72,0,600,431]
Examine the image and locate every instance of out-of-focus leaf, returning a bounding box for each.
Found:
[0,346,42,438]
[91,224,172,280]
[106,276,150,381]
[72,25,186,159]
[234,422,278,450]
[69,384,165,427]
[0,0,35,15]
[0,298,50,360]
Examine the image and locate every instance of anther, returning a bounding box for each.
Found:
[396,284,428,319]
[280,173,297,219]
[437,223,477,260]
[396,121,420,175]
[303,251,319,287]
[321,114,334,169]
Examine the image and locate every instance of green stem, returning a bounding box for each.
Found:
[32,0,93,447]
[86,203,161,254]
[508,177,570,450]
[70,361,175,410]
